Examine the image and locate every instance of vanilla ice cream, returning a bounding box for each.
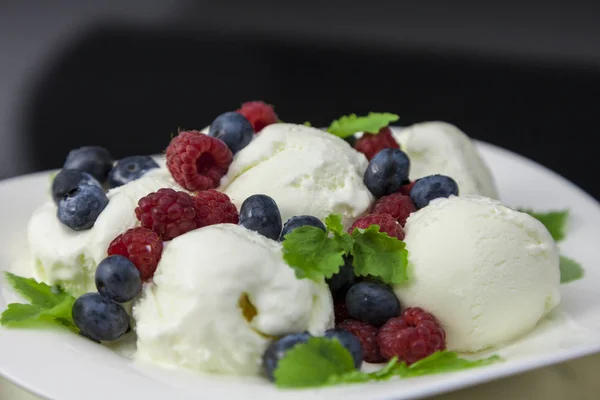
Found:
[394,195,560,352]
[220,123,374,229]
[134,224,333,375]
[28,167,182,296]
[393,122,499,198]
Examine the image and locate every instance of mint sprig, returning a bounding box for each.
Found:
[274,337,501,388]
[519,209,569,241]
[1,272,77,329]
[282,214,409,285]
[327,112,399,138]
[560,255,584,284]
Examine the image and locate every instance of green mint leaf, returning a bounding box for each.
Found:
[560,255,584,284]
[351,226,409,284]
[303,121,312,127]
[325,214,354,253]
[519,209,569,241]
[274,337,356,388]
[327,112,399,138]
[1,272,77,329]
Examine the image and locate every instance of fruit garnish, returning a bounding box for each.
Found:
[57,184,108,231]
[194,189,239,227]
[95,255,142,303]
[327,112,399,139]
[107,227,163,281]
[372,193,416,227]
[410,175,459,209]
[349,213,404,240]
[108,155,159,188]
[324,328,363,369]
[237,101,278,133]
[63,146,113,183]
[72,292,130,342]
[238,194,282,240]
[208,111,254,154]
[337,319,384,363]
[51,169,101,205]
[355,127,400,160]
[279,215,325,242]
[560,255,584,284]
[346,281,400,326]
[363,148,411,198]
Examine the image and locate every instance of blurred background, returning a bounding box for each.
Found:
[1,0,599,198]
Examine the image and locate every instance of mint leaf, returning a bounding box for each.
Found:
[327,112,399,138]
[351,226,409,284]
[398,351,501,377]
[325,214,353,253]
[303,121,312,127]
[560,255,584,284]
[274,337,356,388]
[520,209,569,241]
[1,272,77,329]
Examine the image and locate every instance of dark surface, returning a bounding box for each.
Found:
[24,25,599,199]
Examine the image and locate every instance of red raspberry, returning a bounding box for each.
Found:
[107,227,163,281]
[334,297,350,325]
[135,188,200,241]
[194,189,239,226]
[377,307,446,364]
[166,131,232,191]
[349,213,404,240]
[338,319,384,363]
[355,127,400,160]
[398,180,416,196]
[237,101,278,133]
[372,193,416,227]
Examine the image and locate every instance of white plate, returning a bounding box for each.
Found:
[1,142,600,400]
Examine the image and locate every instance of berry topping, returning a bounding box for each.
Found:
[377,307,446,364]
[349,213,404,240]
[63,146,113,183]
[95,255,142,303]
[345,281,401,326]
[363,148,411,198]
[409,174,459,209]
[371,193,416,227]
[324,328,363,369]
[239,194,282,240]
[208,111,254,154]
[279,215,325,241]
[355,127,400,161]
[237,101,278,133]
[337,319,384,363]
[166,131,232,191]
[398,180,416,196]
[108,155,159,188]
[326,255,356,299]
[194,189,239,226]
[135,188,200,241]
[107,227,163,281]
[72,292,130,342]
[262,332,311,380]
[57,184,108,231]
[334,297,350,325]
[51,169,101,205]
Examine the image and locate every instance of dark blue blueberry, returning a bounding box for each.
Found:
[409,174,459,209]
[63,146,113,183]
[239,194,282,240]
[344,134,357,147]
[107,155,159,188]
[326,255,356,298]
[95,255,142,303]
[262,332,311,380]
[209,111,254,154]
[51,169,101,205]
[72,292,130,342]
[279,215,325,241]
[346,281,401,326]
[325,328,363,368]
[363,148,411,198]
[57,184,108,231]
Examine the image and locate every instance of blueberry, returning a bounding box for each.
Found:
[344,134,357,147]
[57,184,108,231]
[63,146,113,183]
[409,174,459,209]
[51,169,101,205]
[72,292,130,342]
[262,332,311,380]
[239,194,282,240]
[95,255,142,303]
[325,328,363,368]
[279,215,325,241]
[346,281,401,326]
[363,148,411,198]
[108,155,159,188]
[209,111,254,154]
[326,255,356,298]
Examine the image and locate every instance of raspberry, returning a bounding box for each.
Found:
[372,193,416,227]
[398,180,416,196]
[135,188,200,240]
[349,213,404,240]
[337,319,384,363]
[355,127,400,160]
[377,307,446,364]
[107,227,163,281]
[194,189,239,226]
[334,297,350,325]
[166,131,232,191]
[237,101,278,133]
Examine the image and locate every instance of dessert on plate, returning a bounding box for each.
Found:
[2,102,570,388]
